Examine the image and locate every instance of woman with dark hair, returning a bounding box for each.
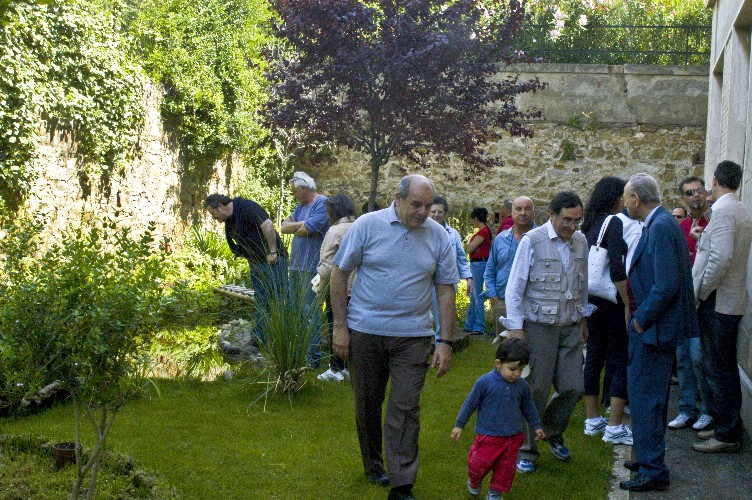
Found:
[581,176,632,445]
[464,207,492,335]
[316,194,356,382]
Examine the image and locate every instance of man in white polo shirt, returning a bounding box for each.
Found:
[330,174,459,500]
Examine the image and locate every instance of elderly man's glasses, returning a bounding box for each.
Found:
[683,187,705,196]
[556,214,582,227]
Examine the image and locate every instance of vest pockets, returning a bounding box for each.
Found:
[527,303,559,324]
[575,271,586,292]
[529,272,561,291]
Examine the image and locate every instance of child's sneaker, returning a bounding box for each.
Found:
[467,480,480,496]
[516,458,535,473]
[340,368,350,381]
[584,416,608,435]
[603,424,633,445]
[486,490,502,500]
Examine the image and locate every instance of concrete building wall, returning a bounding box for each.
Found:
[705,0,752,432]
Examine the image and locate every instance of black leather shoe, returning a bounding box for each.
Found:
[623,460,639,472]
[387,487,415,500]
[619,475,669,492]
[366,472,389,487]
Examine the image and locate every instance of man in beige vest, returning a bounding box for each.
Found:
[691,160,752,453]
[502,191,594,473]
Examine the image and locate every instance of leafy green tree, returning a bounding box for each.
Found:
[130,0,275,185]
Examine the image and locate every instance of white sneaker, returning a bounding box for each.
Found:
[668,412,692,429]
[584,416,608,435]
[603,424,633,445]
[340,369,350,381]
[317,368,344,382]
[692,414,713,430]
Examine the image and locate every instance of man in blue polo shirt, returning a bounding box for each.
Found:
[484,196,535,337]
[281,171,329,367]
[330,174,459,500]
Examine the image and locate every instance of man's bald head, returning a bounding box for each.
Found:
[512,196,534,230]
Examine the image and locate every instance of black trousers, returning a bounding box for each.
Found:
[584,295,628,400]
[698,292,744,443]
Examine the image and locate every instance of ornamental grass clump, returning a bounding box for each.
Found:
[252,273,323,405]
[0,213,168,499]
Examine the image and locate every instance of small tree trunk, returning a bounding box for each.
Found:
[70,398,83,500]
[368,159,382,212]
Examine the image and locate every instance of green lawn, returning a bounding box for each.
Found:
[0,338,613,499]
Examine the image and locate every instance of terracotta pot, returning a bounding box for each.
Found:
[52,441,80,469]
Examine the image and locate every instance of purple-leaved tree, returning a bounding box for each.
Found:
[264,0,546,210]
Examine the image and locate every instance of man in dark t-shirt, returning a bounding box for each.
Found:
[205,194,288,341]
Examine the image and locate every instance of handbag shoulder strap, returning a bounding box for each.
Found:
[596,215,614,248]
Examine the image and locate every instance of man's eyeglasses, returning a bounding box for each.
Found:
[556,214,583,227]
[683,187,705,197]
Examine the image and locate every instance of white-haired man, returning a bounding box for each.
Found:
[281,171,329,367]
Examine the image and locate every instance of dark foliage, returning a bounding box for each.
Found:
[264,0,546,208]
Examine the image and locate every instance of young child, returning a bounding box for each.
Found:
[451,338,544,500]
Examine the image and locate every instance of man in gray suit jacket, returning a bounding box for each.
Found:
[692,160,752,453]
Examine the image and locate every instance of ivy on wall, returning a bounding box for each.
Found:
[129,0,275,187]
[0,1,144,211]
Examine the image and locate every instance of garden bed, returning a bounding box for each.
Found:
[0,434,176,499]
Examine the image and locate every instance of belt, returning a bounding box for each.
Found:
[470,257,488,262]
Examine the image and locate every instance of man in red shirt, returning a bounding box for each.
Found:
[495,199,514,235]
[668,176,713,432]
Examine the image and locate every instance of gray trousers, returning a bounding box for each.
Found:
[518,321,585,462]
[349,330,432,488]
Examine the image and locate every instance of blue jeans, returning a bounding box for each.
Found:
[698,292,743,443]
[676,337,707,416]
[290,270,322,367]
[464,260,487,333]
[249,257,288,343]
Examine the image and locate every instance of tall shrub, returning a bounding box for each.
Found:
[0,214,167,499]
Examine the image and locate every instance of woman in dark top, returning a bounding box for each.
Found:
[464,207,493,335]
[581,176,633,445]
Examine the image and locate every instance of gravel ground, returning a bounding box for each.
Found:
[608,383,752,500]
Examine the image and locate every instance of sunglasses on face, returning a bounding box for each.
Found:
[674,214,686,220]
[683,187,705,196]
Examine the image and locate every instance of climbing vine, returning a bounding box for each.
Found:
[0,1,144,210]
[130,0,275,185]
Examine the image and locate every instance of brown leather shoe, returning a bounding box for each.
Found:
[692,438,741,453]
[696,429,714,440]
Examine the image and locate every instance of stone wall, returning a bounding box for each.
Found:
[315,64,708,221]
[21,64,709,243]
[319,123,706,223]
[25,84,247,247]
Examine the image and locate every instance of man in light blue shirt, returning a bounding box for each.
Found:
[330,175,458,500]
[281,171,329,367]
[484,196,535,337]
[429,196,472,340]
